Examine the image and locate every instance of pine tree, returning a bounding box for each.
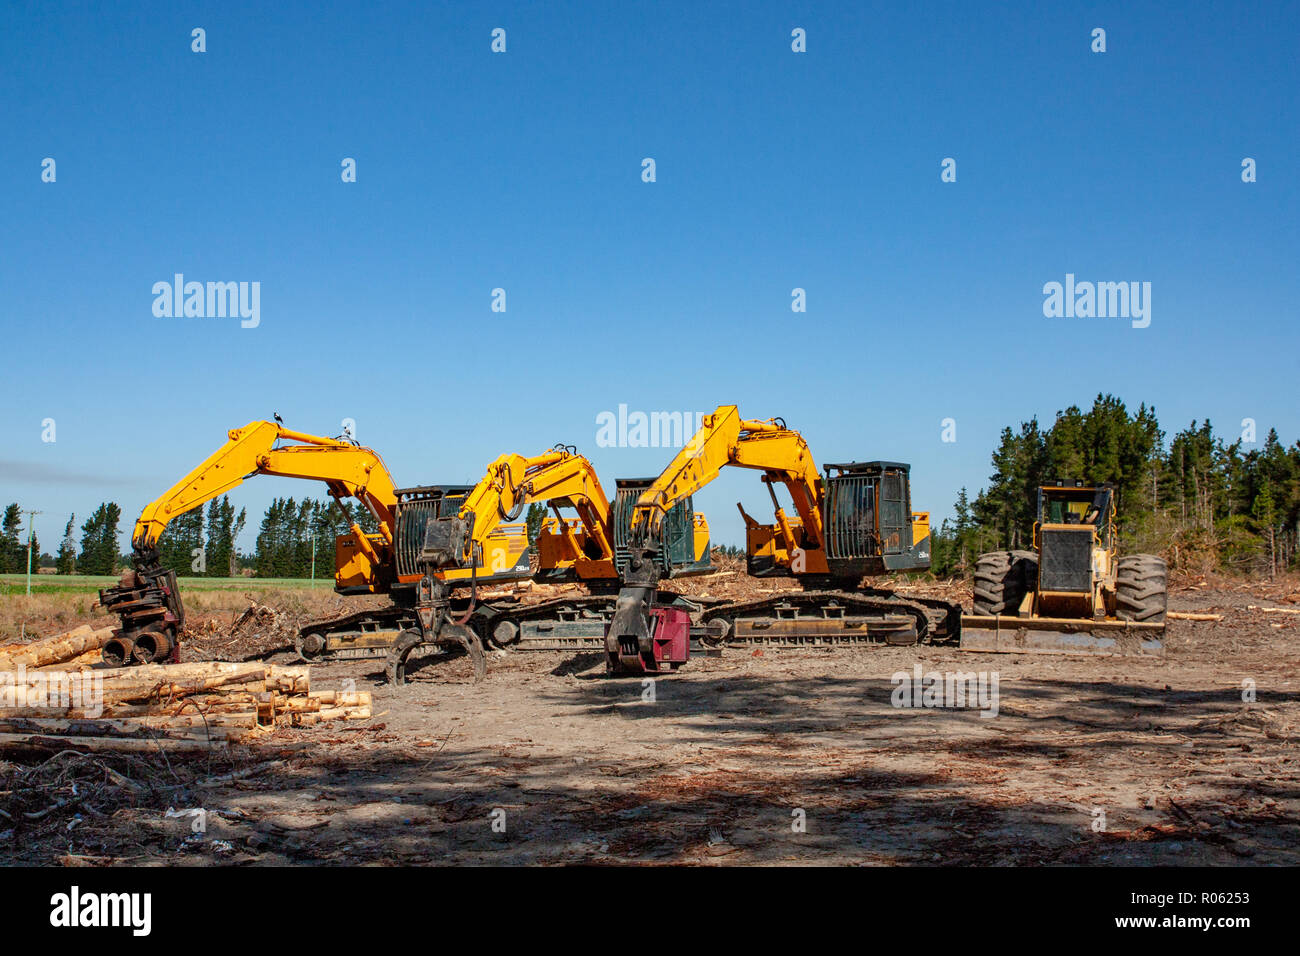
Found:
[204,497,239,578]
[158,507,205,574]
[0,504,22,574]
[56,515,77,574]
[525,502,548,544]
[78,508,103,575]
[1251,483,1278,577]
[78,503,122,575]
[229,506,247,576]
[294,499,315,578]
[255,498,284,578]
[973,421,1045,549]
[952,487,974,570]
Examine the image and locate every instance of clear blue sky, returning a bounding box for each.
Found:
[1,1,1296,556]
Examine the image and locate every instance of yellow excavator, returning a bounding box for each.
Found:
[386,445,712,683]
[605,405,962,673]
[98,421,533,665]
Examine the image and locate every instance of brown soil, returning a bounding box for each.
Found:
[2,570,1297,866]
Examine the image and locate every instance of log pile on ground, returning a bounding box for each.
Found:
[0,654,371,753]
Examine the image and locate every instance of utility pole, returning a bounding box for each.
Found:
[24,510,42,596]
[310,531,316,586]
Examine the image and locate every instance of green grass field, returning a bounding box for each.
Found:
[0,573,329,597]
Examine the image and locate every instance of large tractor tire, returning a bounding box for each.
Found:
[972,550,1037,615]
[1115,554,1168,623]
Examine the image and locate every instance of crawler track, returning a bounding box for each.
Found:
[295,588,962,664]
[699,589,961,648]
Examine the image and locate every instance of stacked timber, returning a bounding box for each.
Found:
[0,636,371,752]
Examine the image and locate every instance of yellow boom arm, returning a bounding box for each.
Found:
[447,446,614,568]
[629,405,824,553]
[132,422,399,569]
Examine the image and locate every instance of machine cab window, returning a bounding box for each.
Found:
[1038,483,1113,547]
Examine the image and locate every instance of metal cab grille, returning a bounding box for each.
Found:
[1039,527,1093,592]
[394,493,467,578]
[613,479,695,576]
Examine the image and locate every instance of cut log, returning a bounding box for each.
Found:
[100,674,268,704]
[0,624,93,655]
[0,731,229,752]
[1167,612,1223,621]
[267,665,309,694]
[273,696,323,713]
[0,696,246,718]
[0,716,253,737]
[296,700,372,724]
[93,664,269,703]
[0,625,117,672]
[35,648,104,671]
[307,690,369,707]
[92,661,266,682]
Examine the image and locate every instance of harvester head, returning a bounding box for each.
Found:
[98,551,185,665]
[605,600,691,674]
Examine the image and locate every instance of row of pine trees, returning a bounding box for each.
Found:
[3,496,378,579]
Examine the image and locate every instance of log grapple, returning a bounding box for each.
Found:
[98,551,185,665]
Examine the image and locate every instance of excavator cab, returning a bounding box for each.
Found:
[532,479,712,584]
[390,485,532,592]
[821,462,932,576]
[613,478,712,579]
[744,463,933,580]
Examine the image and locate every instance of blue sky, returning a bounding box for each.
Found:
[1,0,1296,555]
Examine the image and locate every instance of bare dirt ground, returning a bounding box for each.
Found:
[2,572,1298,866]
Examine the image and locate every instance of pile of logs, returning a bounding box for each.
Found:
[0,627,371,753]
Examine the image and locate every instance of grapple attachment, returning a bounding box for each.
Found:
[605,602,691,674]
[98,554,185,664]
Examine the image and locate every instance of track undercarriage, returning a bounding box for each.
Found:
[293,585,962,673]
[698,589,961,649]
[294,591,695,662]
